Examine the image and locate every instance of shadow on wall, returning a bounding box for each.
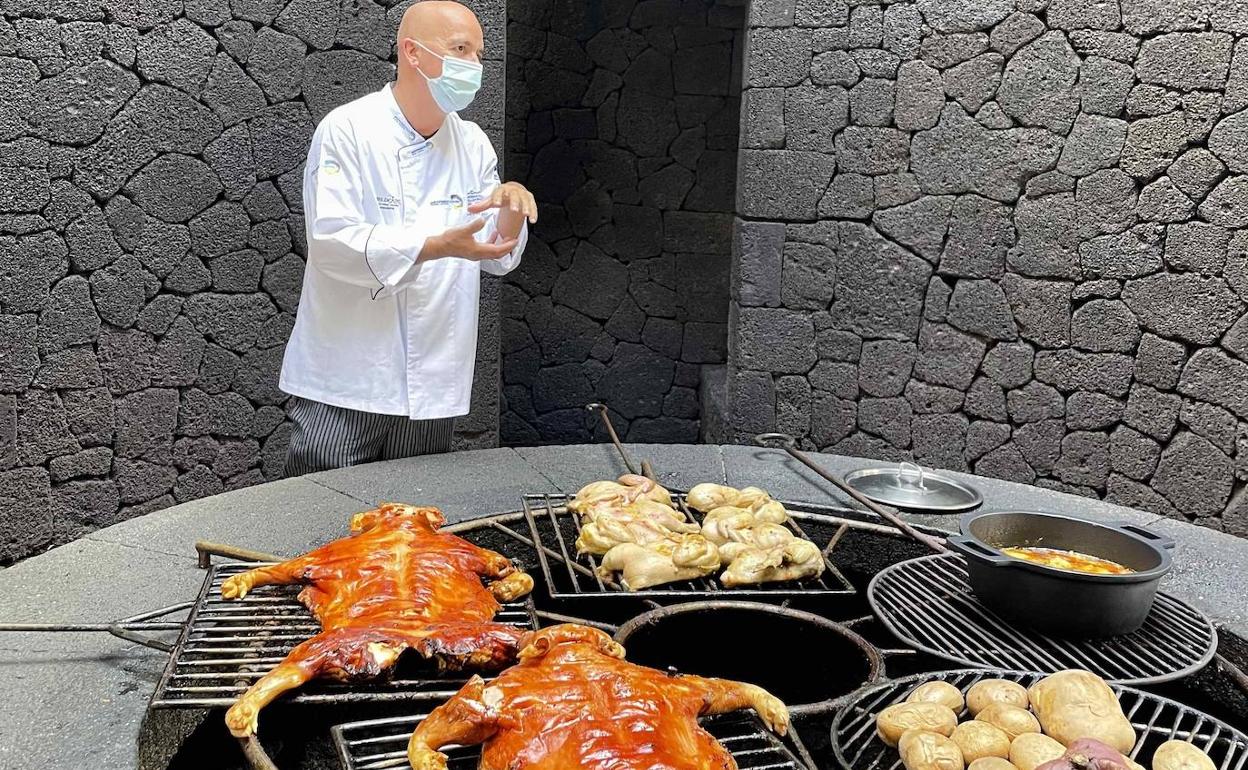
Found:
[500,0,744,445]
[0,0,505,564]
[725,0,1248,535]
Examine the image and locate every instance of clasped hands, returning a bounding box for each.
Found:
[422,182,538,262]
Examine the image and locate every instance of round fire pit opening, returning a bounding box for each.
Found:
[614,600,882,715]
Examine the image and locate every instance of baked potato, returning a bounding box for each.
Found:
[952,721,1012,763]
[976,703,1041,740]
[908,681,967,713]
[1009,733,1067,770]
[900,730,966,770]
[877,702,960,746]
[1028,670,1135,753]
[967,680,1030,715]
[970,759,1019,770]
[1152,741,1217,770]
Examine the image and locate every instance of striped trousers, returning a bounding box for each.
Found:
[284,396,456,477]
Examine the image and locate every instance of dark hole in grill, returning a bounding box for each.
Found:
[614,601,882,715]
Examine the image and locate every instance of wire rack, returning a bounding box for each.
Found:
[868,554,1218,685]
[831,669,1248,770]
[522,492,855,599]
[332,710,810,770]
[149,563,537,708]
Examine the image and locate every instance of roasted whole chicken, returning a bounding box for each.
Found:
[219,503,535,737]
[406,624,790,770]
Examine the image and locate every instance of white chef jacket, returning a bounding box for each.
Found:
[279,84,526,420]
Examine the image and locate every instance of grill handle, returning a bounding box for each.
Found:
[946,534,1011,565]
[1117,522,1176,551]
[196,541,284,569]
[753,433,947,555]
[585,403,657,481]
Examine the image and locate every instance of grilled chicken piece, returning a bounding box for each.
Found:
[407,624,790,770]
[720,539,824,587]
[576,514,678,554]
[687,483,788,524]
[219,503,534,738]
[700,507,758,546]
[570,475,697,555]
[598,534,721,590]
[569,474,673,512]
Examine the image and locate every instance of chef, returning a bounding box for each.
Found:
[279,0,536,474]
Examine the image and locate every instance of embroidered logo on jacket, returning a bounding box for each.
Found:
[377,195,400,210]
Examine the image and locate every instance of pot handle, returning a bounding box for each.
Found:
[946,535,1012,565]
[1117,522,1176,551]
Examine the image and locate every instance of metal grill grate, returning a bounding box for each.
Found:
[868,554,1218,685]
[332,710,810,770]
[831,670,1248,770]
[522,492,855,599]
[150,563,537,708]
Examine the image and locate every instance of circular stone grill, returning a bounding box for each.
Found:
[56,490,1242,770]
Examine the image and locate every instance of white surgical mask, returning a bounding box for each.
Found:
[413,39,482,113]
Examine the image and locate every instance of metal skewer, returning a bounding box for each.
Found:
[586,403,657,480]
[753,433,948,554]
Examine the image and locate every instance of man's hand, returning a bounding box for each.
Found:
[422,218,519,262]
[467,182,538,223]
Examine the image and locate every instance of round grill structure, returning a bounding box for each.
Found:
[868,554,1219,685]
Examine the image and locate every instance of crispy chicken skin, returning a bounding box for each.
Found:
[407,624,790,770]
[220,503,534,737]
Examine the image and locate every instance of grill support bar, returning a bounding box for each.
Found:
[753,432,948,554]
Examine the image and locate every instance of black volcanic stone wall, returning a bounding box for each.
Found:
[725,0,1248,536]
[500,0,743,444]
[0,0,505,564]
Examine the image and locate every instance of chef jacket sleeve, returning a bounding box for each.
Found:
[474,137,527,277]
[304,120,433,298]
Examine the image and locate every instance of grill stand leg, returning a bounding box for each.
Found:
[238,736,280,770]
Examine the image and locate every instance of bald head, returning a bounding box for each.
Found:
[396,1,483,82]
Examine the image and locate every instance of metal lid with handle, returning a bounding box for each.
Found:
[843,462,983,513]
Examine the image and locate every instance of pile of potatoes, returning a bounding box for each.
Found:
[874,670,1218,770]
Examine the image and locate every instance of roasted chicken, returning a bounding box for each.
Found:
[688,484,825,586]
[687,483,788,524]
[570,475,698,555]
[407,624,790,770]
[219,503,535,737]
[598,533,721,590]
[721,538,824,586]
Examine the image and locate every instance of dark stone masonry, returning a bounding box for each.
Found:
[717,0,1248,536]
[499,0,743,445]
[0,0,505,563]
[5,0,1248,562]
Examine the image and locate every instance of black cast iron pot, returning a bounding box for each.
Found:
[947,511,1175,638]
